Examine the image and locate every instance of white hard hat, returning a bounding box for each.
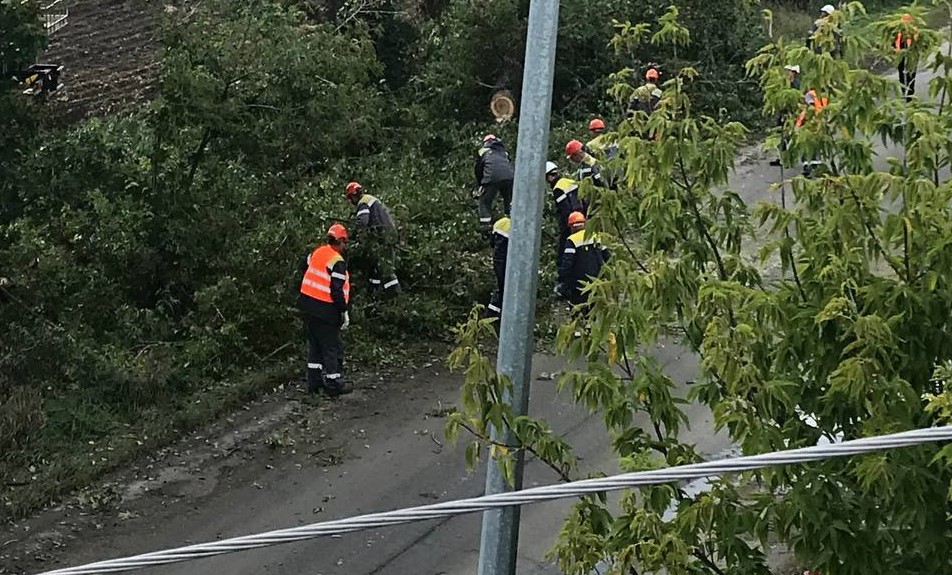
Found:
[804,91,816,104]
[820,4,835,15]
[545,161,558,174]
[784,64,801,74]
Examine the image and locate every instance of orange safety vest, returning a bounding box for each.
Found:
[894,30,916,51]
[796,90,829,127]
[300,244,350,304]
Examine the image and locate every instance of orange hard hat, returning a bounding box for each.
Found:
[901,13,913,23]
[327,223,349,242]
[483,133,497,142]
[645,68,660,81]
[565,139,584,158]
[568,211,586,228]
[345,181,362,196]
[588,118,606,132]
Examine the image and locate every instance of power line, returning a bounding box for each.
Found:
[35,426,952,575]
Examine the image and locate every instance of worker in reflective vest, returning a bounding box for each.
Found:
[555,211,610,317]
[565,139,613,190]
[895,13,919,102]
[585,118,619,160]
[486,216,510,320]
[297,223,353,396]
[796,89,829,177]
[545,161,587,268]
[344,181,401,298]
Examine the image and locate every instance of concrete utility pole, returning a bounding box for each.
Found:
[475,1,560,574]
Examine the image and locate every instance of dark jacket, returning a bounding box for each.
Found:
[628,83,662,116]
[575,153,610,190]
[475,140,515,186]
[558,230,610,300]
[355,193,397,236]
[551,177,586,238]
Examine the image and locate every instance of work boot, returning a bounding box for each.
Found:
[324,381,353,397]
[306,369,326,394]
[768,158,781,166]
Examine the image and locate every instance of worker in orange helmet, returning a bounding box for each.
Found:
[565,139,609,189]
[894,13,920,102]
[554,211,610,317]
[629,67,663,117]
[344,181,400,299]
[586,118,619,160]
[588,118,606,135]
[296,223,353,396]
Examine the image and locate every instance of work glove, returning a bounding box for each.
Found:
[553,283,566,300]
[341,311,350,330]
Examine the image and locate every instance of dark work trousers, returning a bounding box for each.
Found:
[567,289,592,325]
[487,260,506,318]
[303,314,345,393]
[478,180,514,224]
[556,230,570,268]
[370,237,400,296]
[898,57,916,102]
[353,236,399,298]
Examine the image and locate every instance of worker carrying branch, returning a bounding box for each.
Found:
[345,181,401,299]
[297,223,354,397]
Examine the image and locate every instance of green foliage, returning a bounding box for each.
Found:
[611,1,768,127]
[415,0,766,124]
[451,4,952,574]
[0,0,46,79]
[414,0,527,121]
[0,0,486,520]
[0,0,46,214]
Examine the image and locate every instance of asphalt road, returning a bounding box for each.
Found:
[8,345,720,575]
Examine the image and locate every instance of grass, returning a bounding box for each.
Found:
[0,360,297,522]
[763,1,817,43]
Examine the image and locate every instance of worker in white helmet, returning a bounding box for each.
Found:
[807,4,842,57]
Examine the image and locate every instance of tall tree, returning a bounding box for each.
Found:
[449,4,952,574]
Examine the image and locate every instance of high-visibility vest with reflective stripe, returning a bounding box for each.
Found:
[553,178,579,202]
[796,90,829,127]
[895,31,916,51]
[300,245,350,304]
[492,216,511,238]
